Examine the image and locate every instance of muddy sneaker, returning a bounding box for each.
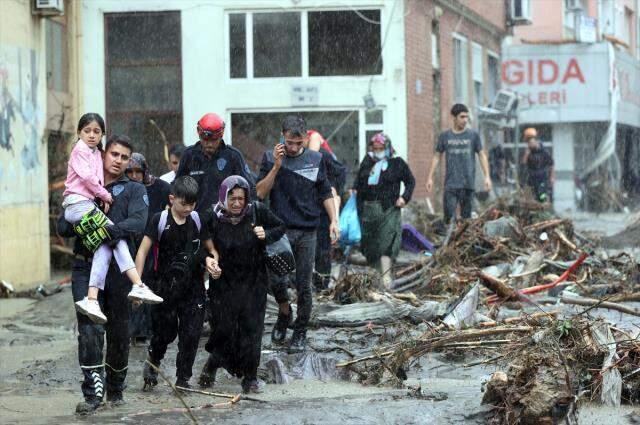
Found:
[128,284,163,304]
[175,378,191,392]
[198,355,217,388]
[288,329,306,353]
[75,297,107,324]
[142,359,159,391]
[75,398,102,415]
[241,378,265,394]
[271,310,291,345]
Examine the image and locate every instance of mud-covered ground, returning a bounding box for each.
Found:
[1,287,636,424]
[1,212,638,424]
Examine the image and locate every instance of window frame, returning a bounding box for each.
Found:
[452,33,469,105]
[486,50,501,104]
[225,8,384,82]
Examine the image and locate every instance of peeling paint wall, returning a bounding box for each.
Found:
[0,0,50,289]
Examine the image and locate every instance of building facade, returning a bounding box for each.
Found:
[507,0,640,212]
[0,1,50,288]
[80,0,507,195]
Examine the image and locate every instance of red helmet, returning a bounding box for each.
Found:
[197,113,225,140]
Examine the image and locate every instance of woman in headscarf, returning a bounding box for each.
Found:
[126,152,171,342]
[198,175,285,393]
[353,133,415,288]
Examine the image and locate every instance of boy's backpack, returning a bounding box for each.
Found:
[152,210,201,273]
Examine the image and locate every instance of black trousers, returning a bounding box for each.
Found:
[443,189,474,222]
[71,259,131,401]
[271,229,317,331]
[148,291,205,381]
[315,214,331,278]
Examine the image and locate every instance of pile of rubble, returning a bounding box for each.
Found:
[311,192,640,424]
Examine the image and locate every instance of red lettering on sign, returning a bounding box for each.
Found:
[562,58,585,83]
[502,58,586,85]
[538,60,559,84]
[502,60,524,84]
[550,91,560,104]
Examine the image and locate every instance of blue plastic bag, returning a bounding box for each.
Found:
[339,195,361,246]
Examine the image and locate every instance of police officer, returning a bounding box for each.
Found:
[58,135,148,414]
[176,113,256,212]
[522,127,555,203]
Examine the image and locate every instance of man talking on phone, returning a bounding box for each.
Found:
[256,115,339,352]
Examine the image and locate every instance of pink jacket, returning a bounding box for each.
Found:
[63,140,111,202]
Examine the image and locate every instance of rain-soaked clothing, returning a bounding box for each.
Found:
[204,202,285,379]
[57,175,148,404]
[525,147,554,202]
[129,177,171,340]
[436,129,483,190]
[315,147,347,286]
[176,140,256,213]
[258,148,333,229]
[270,228,317,328]
[354,155,414,265]
[359,202,402,265]
[443,189,474,221]
[144,211,209,382]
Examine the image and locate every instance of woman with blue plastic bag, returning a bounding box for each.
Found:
[353,133,415,288]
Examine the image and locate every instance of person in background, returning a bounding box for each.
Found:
[160,144,185,184]
[307,129,346,290]
[126,151,171,342]
[426,103,492,222]
[353,133,415,289]
[176,113,255,212]
[522,127,555,203]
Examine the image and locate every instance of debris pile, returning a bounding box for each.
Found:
[315,191,640,423]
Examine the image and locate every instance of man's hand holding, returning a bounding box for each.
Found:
[329,221,340,245]
[273,144,285,170]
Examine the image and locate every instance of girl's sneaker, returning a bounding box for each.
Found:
[127,284,163,304]
[75,297,107,324]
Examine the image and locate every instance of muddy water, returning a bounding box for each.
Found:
[0,289,634,424]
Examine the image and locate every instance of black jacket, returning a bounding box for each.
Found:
[57,175,148,257]
[176,140,256,213]
[354,156,415,212]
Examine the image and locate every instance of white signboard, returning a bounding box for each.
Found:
[291,85,318,107]
[616,50,640,127]
[577,16,597,43]
[502,43,610,123]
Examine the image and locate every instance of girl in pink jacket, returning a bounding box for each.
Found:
[63,113,162,324]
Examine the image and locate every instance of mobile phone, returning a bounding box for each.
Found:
[279,135,285,145]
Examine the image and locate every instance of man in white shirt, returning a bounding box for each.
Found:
[159,144,185,183]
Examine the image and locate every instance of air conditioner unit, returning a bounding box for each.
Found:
[565,0,583,11]
[510,0,532,25]
[33,0,64,16]
[477,90,518,128]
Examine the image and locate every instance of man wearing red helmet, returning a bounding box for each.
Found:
[176,113,255,212]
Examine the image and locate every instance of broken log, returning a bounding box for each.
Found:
[476,271,518,301]
[560,296,640,317]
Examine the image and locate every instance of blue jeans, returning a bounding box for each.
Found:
[270,228,317,330]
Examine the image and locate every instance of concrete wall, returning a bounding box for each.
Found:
[0,0,50,289]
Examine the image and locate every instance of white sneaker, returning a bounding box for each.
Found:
[128,284,163,304]
[75,297,107,324]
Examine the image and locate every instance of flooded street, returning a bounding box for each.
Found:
[1,274,637,424]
